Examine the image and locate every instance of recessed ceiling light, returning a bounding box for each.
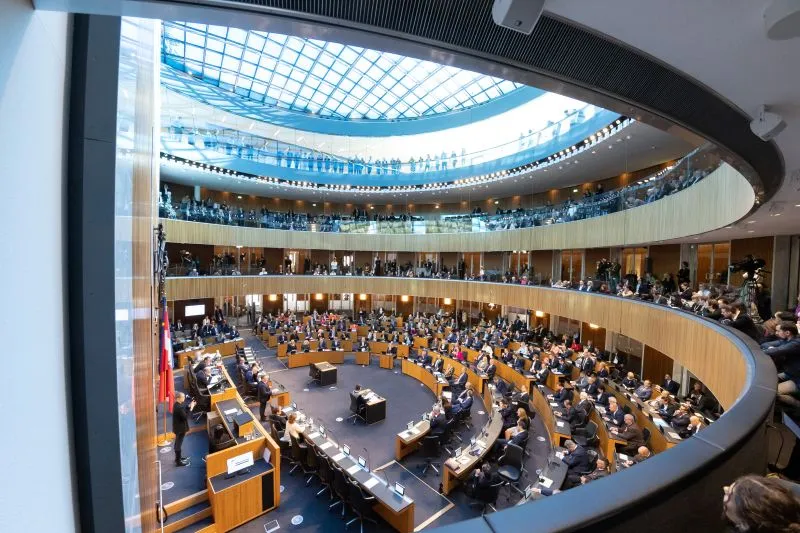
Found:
[591,150,596,154]
[795,204,800,207]
[748,230,755,233]
[573,189,578,193]
[747,220,756,224]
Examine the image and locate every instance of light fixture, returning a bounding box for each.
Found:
[359,294,367,301]
[494,200,499,205]
[268,294,277,302]
[443,298,452,305]
[534,311,545,318]
[401,295,409,303]
[312,203,317,207]
[589,323,600,330]
[315,293,324,300]
[573,188,578,193]
[237,195,242,199]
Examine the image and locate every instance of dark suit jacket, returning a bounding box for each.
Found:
[595,392,611,406]
[257,381,271,403]
[662,379,680,395]
[618,423,645,446]
[429,413,446,435]
[554,388,571,404]
[196,371,210,388]
[607,407,625,426]
[562,445,590,473]
[725,314,761,341]
[172,401,190,434]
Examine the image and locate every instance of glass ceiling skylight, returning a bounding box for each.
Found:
[161,21,524,121]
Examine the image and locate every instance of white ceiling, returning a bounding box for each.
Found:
[545,0,800,242]
[161,120,692,204]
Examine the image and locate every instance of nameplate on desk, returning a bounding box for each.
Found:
[223,408,238,415]
[555,451,564,459]
[539,476,554,488]
[668,431,682,439]
[346,464,361,475]
[283,406,293,413]
[332,452,346,461]
[307,432,320,439]
[618,453,629,461]
[556,421,566,428]
[549,402,559,407]
[364,477,380,489]
[319,442,334,450]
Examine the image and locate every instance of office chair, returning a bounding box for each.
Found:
[457,406,473,431]
[315,451,335,499]
[643,428,651,445]
[577,449,599,476]
[573,420,599,448]
[307,365,320,387]
[289,435,309,476]
[347,393,366,425]
[497,443,525,500]
[209,424,236,453]
[468,480,504,515]
[346,479,378,533]
[440,419,456,455]
[270,423,290,461]
[622,404,633,416]
[421,434,441,475]
[329,464,351,518]
[303,443,320,487]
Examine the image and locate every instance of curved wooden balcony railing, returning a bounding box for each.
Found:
[162,162,754,253]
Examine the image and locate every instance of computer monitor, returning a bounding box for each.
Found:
[342,444,350,456]
[358,456,368,471]
[407,421,414,430]
[394,482,405,496]
[454,447,462,457]
[292,402,297,410]
[470,437,476,446]
[319,425,325,436]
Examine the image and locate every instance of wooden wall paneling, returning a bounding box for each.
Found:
[642,345,674,384]
[584,248,609,280]
[163,164,753,253]
[648,244,681,279]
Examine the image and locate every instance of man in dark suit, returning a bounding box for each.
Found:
[429,405,446,436]
[549,382,571,404]
[331,337,342,350]
[721,302,761,341]
[485,358,497,380]
[417,349,432,366]
[451,388,474,416]
[432,357,444,373]
[172,392,195,466]
[562,439,591,488]
[662,374,680,395]
[452,370,468,393]
[196,366,212,389]
[499,399,517,430]
[493,418,528,455]
[612,414,646,455]
[604,400,625,427]
[357,337,369,351]
[257,374,272,421]
[595,384,611,406]
[555,399,586,430]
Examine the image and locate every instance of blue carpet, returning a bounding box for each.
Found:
[159,431,210,504]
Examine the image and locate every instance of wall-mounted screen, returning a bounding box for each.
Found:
[184,304,206,317]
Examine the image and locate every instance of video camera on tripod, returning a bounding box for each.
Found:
[729,255,769,281]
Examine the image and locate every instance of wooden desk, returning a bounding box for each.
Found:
[395,420,430,460]
[300,418,415,532]
[606,382,681,453]
[532,385,571,447]
[413,336,428,349]
[401,359,446,398]
[592,406,627,465]
[176,338,245,368]
[379,353,395,369]
[442,395,502,495]
[287,350,347,368]
[495,359,536,396]
[355,351,370,365]
[312,361,338,386]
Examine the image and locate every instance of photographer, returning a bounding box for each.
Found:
[172,392,196,467]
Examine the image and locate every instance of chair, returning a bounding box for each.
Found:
[346,479,378,533]
[496,443,525,500]
[643,427,651,445]
[348,393,366,425]
[573,420,599,448]
[289,435,309,476]
[440,418,456,455]
[271,423,291,462]
[329,464,351,518]
[208,424,236,453]
[420,435,441,475]
[577,449,599,476]
[622,404,633,416]
[304,442,321,486]
[469,480,504,515]
[315,452,335,499]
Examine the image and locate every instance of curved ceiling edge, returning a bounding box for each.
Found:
[100,0,781,203]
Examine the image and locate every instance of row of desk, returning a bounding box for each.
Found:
[275,341,411,359]
[175,338,245,368]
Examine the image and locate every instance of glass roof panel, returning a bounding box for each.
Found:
[161,21,525,121]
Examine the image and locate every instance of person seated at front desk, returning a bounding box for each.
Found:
[572,370,590,390]
[670,404,692,431]
[493,417,529,456]
[196,366,212,389]
[548,382,571,404]
[662,373,681,395]
[594,384,611,406]
[484,357,497,380]
[491,376,511,397]
[561,439,593,489]
[555,399,586,430]
[603,398,625,426]
[431,356,444,374]
[244,363,261,386]
[228,325,240,339]
[452,384,475,416]
[634,379,654,401]
[301,338,311,352]
[596,362,610,379]
[268,405,287,433]
[356,337,369,352]
[622,371,640,390]
[680,415,703,438]
[499,399,516,430]
[219,320,232,336]
[443,365,455,382]
[416,349,432,367]
[387,342,398,357]
[532,361,551,384]
[235,355,249,378]
[611,414,646,455]
[442,397,454,421]
[451,369,468,393]
[331,337,342,350]
[286,339,298,354]
[194,355,213,374]
[281,413,305,444]
[429,404,447,436]
[511,353,525,373]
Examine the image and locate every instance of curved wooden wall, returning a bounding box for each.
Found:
[167,275,763,409]
[162,163,754,253]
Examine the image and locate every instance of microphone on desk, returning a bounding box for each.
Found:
[362,447,372,472]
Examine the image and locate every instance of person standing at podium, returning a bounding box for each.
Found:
[172,392,195,467]
[257,374,272,422]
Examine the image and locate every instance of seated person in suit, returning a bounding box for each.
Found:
[670,403,692,430]
[235,355,249,379]
[268,405,287,432]
[596,362,610,379]
[318,337,328,350]
[429,404,447,436]
[584,375,600,395]
[492,376,510,397]
[195,366,212,389]
[451,369,468,393]
[561,439,592,488]
[504,409,529,440]
[622,371,639,390]
[680,415,703,438]
[331,337,342,350]
[417,349,433,366]
[281,413,305,444]
[579,457,608,485]
[301,338,311,352]
[687,382,706,408]
[356,336,369,351]
[511,353,525,372]
[576,391,593,416]
[351,383,368,416]
[468,463,499,500]
[634,379,653,401]
[286,339,297,354]
[451,384,475,416]
[432,356,445,374]
[498,399,517,430]
[493,417,529,455]
[662,373,680,395]
[484,357,497,380]
[572,370,590,390]
[594,384,611,406]
[244,363,259,386]
[387,342,398,356]
[611,414,646,455]
[628,446,652,465]
[555,399,587,430]
[549,382,571,404]
[442,397,454,421]
[443,365,455,381]
[603,398,625,427]
[194,355,212,374]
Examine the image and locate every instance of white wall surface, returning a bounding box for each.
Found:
[0,1,77,531]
